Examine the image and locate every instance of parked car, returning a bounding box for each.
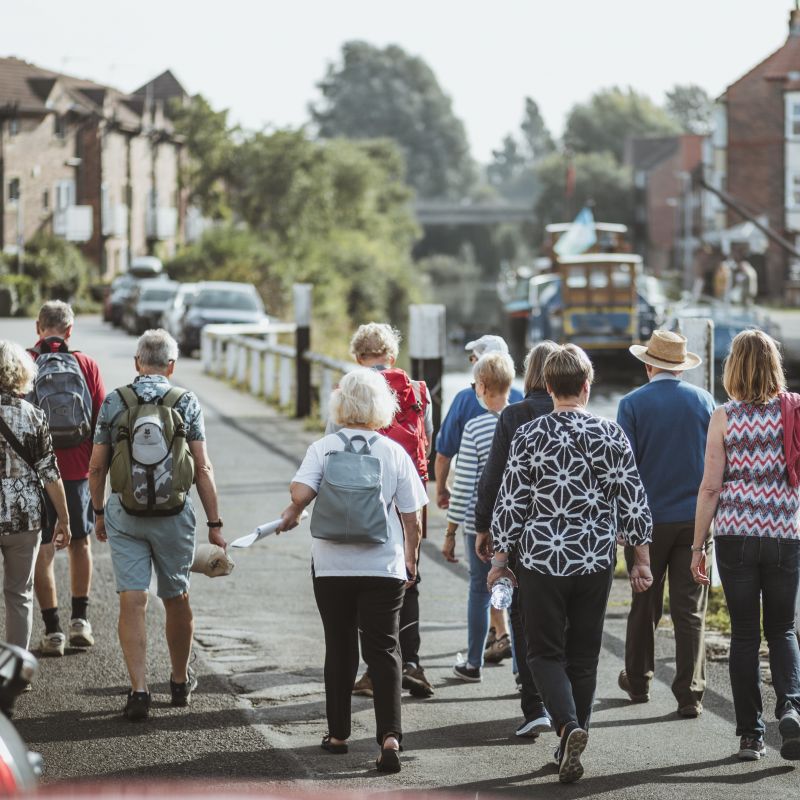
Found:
[161,283,198,340]
[122,281,178,336]
[179,281,267,355]
[109,274,170,328]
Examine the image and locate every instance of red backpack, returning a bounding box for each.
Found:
[378,368,429,481]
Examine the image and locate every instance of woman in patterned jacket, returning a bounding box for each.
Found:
[0,340,70,650]
[691,329,800,762]
[488,343,653,785]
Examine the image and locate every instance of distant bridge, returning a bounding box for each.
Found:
[414,200,534,226]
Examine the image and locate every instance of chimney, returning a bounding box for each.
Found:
[791,2,800,37]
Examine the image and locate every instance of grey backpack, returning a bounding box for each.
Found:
[310,432,390,545]
[28,347,92,449]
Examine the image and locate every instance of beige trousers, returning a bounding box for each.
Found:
[1,530,41,649]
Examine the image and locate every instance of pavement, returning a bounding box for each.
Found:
[1,315,798,798]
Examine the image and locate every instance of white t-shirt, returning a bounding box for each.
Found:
[293,428,429,579]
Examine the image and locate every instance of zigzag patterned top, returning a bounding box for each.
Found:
[715,397,800,539]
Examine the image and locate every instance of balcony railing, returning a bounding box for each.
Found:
[146,206,178,240]
[53,206,93,242]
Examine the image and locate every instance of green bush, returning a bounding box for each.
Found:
[0,274,42,317]
[22,233,93,301]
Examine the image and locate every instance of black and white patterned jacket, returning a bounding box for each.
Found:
[0,394,60,535]
[491,411,652,576]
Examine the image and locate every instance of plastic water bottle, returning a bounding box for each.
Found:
[490,577,514,610]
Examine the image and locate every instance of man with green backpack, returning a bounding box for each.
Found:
[88,329,225,722]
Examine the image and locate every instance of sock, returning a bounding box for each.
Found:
[41,607,61,635]
[71,596,89,621]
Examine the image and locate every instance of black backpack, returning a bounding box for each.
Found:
[28,338,93,449]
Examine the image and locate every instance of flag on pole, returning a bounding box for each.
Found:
[554,207,597,257]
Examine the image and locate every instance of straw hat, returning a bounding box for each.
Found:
[191,544,235,578]
[629,330,702,371]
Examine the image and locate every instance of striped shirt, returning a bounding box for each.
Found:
[448,411,500,535]
[715,397,800,539]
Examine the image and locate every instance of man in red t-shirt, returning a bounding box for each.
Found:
[29,301,105,656]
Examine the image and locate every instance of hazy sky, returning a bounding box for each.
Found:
[2,0,795,162]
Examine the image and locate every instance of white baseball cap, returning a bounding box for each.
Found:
[465,335,510,357]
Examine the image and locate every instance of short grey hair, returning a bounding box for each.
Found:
[0,340,38,395]
[330,368,398,430]
[38,300,74,334]
[136,329,179,368]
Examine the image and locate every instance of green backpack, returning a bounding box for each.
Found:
[109,386,195,516]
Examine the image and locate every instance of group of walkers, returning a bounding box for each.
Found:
[0,301,224,722]
[2,302,800,785]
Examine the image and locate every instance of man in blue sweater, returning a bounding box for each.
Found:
[616,330,715,719]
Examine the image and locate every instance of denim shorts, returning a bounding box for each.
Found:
[43,479,93,544]
[104,494,196,599]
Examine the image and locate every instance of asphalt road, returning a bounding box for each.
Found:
[0,315,797,798]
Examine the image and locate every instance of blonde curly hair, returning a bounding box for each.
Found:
[349,323,401,363]
[0,340,38,395]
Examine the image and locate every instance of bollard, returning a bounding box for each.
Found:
[676,317,714,394]
[250,348,261,396]
[409,304,446,479]
[294,284,313,418]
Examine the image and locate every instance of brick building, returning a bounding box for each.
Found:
[708,6,800,296]
[0,58,187,277]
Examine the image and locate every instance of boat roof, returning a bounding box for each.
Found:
[557,253,643,265]
[546,222,628,234]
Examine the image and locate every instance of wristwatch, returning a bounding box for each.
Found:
[207,519,224,529]
[92,507,105,516]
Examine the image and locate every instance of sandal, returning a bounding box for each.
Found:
[376,734,401,773]
[321,734,348,754]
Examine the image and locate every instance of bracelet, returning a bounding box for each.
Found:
[490,556,509,568]
[690,540,712,552]
[207,519,224,529]
[92,507,104,516]
[444,531,456,538]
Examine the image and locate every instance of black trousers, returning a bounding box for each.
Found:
[399,573,420,665]
[313,574,406,744]
[517,565,614,733]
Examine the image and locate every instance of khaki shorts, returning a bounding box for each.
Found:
[104,494,196,599]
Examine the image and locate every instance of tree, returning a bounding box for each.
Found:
[564,87,681,164]
[533,151,634,233]
[170,94,235,218]
[665,84,714,134]
[487,135,526,188]
[309,41,476,199]
[520,97,555,162]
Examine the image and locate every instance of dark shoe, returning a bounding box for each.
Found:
[353,671,373,697]
[321,734,348,754]
[484,626,497,651]
[779,708,800,760]
[618,670,649,703]
[558,723,589,784]
[516,714,551,738]
[453,663,482,682]
[677,702,703,718]
[376,736,401,773]
[484,633,512,663]
[123,690,151,722]
[170,666,198,707]
[738,735,767,761]
[402,664,434,697]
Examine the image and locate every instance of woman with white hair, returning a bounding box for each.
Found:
[0,340,71,649]
[279,367,428,774]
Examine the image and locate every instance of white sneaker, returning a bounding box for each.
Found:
[516,714,552,737]
[69,619,95,647]
[40,632,66,656]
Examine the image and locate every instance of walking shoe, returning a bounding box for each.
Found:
[484,633,512,664]
[123,690,151,722]
[402,664,434,697]
[557,723,589,784]
[170,666,198,707]
[778,708,800,760]
[677,702,703,718]
[484,626,497,651]
[738,736,766,760]
[352,671,373,697]
[515,714,551,737]
[68,618,94,647]
[618,670,649,703]
[39,632,66,657]
[453,663,482,682]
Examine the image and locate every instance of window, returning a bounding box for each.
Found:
[8,178,20,203]
[55,179,75,210]
[42,189,49,211]
[8,118,19,137]
[53,114,66,139]
[791,173,800,208]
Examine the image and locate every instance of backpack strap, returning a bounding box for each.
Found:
[158,387,188,410]
[0,414,37,475]
[336,432,379,454]
[117,386,139,409]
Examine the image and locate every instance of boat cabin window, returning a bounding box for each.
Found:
[566,267,587,288]
[589,271,609,289]
[611,265,632,288]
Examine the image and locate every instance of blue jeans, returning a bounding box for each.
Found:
[716,536,800,738]
[466,534,491,669]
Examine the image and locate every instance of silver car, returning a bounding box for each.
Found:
[161,283,198,339]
